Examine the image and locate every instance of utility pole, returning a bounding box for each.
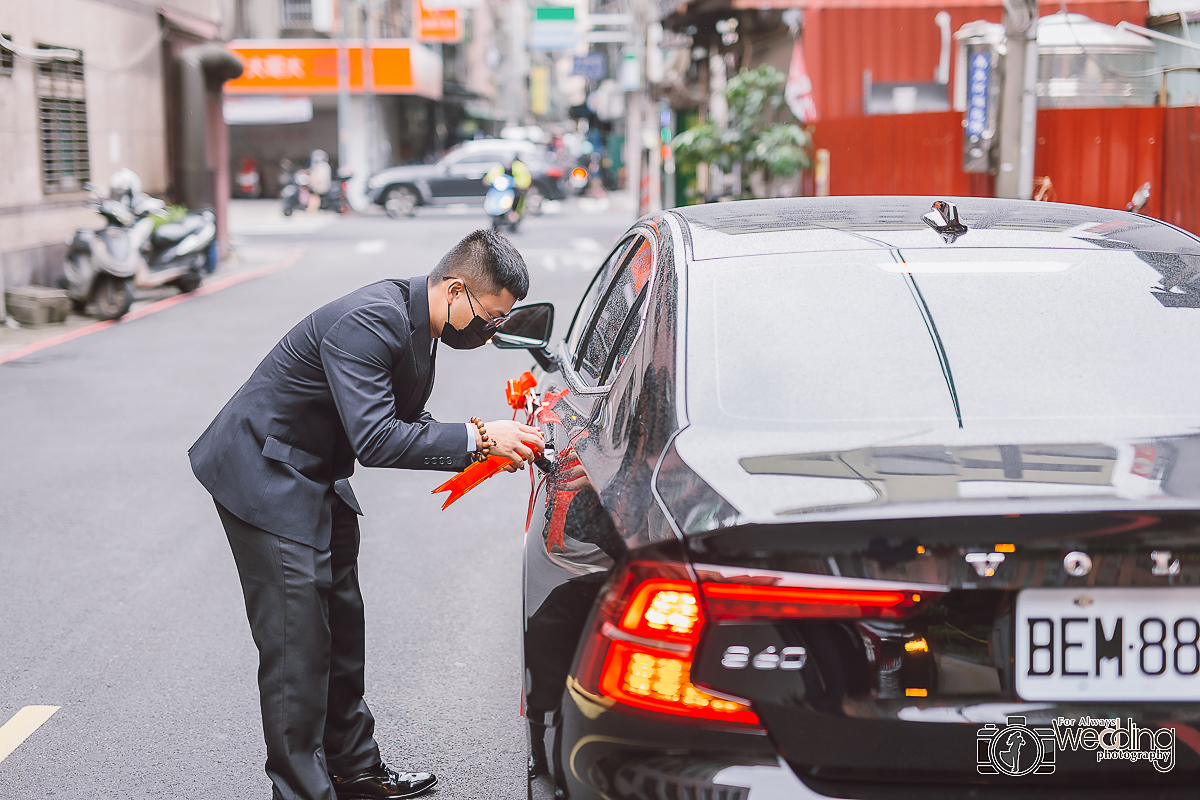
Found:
[362,0,376,175]
[509,0,527,122]
[627,0,651,216]
[996,0,1038,199]
[337,0,352,170]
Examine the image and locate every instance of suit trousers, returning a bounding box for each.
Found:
[216,498,381,800]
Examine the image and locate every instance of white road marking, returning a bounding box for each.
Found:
[0,706,59,764]
[570,237,601,253]
[542,254,559,272]
[354,239,387,255]
[577,197,611,214]
[446,204,472,215]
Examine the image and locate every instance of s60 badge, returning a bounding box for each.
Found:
[722,645,806,670]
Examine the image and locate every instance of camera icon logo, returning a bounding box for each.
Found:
[977,716,1056,776]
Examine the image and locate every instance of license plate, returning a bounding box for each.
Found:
[1016,588,1200,701]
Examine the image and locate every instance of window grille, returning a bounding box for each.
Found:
[36,44,89,194]
[280,0,314,29]
[0,36,13,76]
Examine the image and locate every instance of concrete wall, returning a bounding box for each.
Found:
[0,0,233,293]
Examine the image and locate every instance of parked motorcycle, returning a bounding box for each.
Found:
[62,193,144,320]
[280,170,350,216]
[236,157,261,198]
[62,173,216,321]
[143,204,218,292]
[280,169,309,216]
[485,173,520,233]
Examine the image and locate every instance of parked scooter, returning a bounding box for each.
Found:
[236,157,261,198]
[143,204,218,293]
[280,169,309,216]
[62,170,216,321]
[280,168,351,216]
[61,192,143,320]
[485,173,520,233]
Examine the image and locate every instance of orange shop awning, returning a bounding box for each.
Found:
[224,39,442,100]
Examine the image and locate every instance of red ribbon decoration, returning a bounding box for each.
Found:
[431,371,542,510]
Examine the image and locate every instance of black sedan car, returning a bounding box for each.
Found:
[499,196,1200,800]
[364,139,565,218]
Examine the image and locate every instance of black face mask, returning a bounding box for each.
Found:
[441,292,491,350]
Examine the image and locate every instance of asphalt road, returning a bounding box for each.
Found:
[0,196,635,799]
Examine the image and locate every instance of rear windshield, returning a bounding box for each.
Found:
[689,248,1200,429]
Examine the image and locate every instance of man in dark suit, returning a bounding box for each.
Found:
[190,230,544,800]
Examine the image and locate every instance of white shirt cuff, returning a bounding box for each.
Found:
[466,423,477,452]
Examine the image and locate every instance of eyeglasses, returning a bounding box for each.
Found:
[458,280,510,333]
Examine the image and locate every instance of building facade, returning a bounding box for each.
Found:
[225,0,509,203]
[0,0,237,313]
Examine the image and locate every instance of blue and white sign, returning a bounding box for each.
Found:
[572,52,606,80]
[966,52,990,138]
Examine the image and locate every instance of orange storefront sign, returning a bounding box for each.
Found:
[225,41,416,95]
[416,1,463,43]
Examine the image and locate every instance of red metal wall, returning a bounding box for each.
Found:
[1162,105,1200,236]
[811,106,1200,235]
[812,111,992,196]
[804,0,1150,122]
[1034,106,1164,218]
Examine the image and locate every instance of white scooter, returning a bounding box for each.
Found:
[62,173,216,320]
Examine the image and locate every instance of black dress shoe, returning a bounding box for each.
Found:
[331,763,438,799]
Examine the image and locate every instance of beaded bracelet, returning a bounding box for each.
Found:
[470,417,494,462]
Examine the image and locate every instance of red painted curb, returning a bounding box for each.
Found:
[0,248,303,366]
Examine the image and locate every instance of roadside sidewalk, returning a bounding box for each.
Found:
[0,243,301,363]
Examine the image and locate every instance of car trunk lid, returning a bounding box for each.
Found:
[683,511,1200,786]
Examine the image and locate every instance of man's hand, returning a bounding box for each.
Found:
[485,420,544,472]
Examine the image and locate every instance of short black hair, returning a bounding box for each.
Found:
[429,229,529,300]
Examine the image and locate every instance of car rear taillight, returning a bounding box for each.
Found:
[574,562,943,728]
[574,561,761,728]
[545,166,564,178]
[619,578,702,644]
[702,582,931,621]
[571,167,588,181]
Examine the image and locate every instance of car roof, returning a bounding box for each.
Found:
[456,138,539,153]
[670,196,1200,261]
[665,196,1200,524]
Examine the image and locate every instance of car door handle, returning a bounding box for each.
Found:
[534,440,556,474]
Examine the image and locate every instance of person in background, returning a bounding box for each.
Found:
[484,157,533,224]
[308,149,332,213]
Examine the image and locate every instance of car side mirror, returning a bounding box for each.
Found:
[492,302,557,370]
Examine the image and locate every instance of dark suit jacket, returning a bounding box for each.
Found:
[189,276,468,549]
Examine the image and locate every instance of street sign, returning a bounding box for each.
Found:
[962,46,996,173]
[416,0,463,43]
[531,66,550,116]
[530,7,577,51]
[966,52,990,138]
[620,53,640,92]
[225,40,444,100]
[572,52,606,80]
